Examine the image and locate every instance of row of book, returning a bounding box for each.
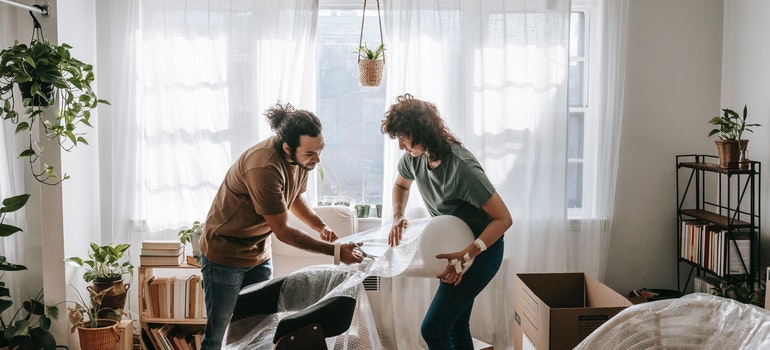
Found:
[680,221,751,276]
[141,240,185,266]
[143,275,207,319]
[142,324,203,350]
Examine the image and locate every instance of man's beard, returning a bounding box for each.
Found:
[289,152,315,171]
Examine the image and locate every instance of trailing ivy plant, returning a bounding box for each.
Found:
[0,39,109,184]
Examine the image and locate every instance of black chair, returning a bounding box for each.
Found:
[227,270,358,350]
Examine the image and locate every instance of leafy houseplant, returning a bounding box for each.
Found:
[357,43,385,87]
[0,289,58,350]
[67,286,121,349]
[707,105,760,169]
[0,39,109,185]
[65,243,133,283]
[0,194,58,349]
[711,273,765,307]
[65,243,133,320]
[178,220,204,257]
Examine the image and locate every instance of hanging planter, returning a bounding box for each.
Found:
[357,0,385,87]
[0,10,109,185]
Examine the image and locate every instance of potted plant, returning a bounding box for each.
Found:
[0,289,58,350]
[707,105,760,169]
[178,220,204,258]
[0,194,59,349]
[357,43,385,87]
[711,273,765,307]
[65,243,133,320]
[0,39,109,185]
[68,286,121,349]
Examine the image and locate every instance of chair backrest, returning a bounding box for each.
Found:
[271,206,357,276]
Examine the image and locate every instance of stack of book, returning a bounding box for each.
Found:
[141,240,184,266]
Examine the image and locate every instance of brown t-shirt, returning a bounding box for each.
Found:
[200,136,308,267]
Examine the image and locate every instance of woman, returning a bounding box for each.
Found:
[381,94,512,349]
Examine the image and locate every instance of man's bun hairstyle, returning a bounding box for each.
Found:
[264,101,322,152]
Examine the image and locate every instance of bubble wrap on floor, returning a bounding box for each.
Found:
[574,293,770,350]
[224,217,460,350]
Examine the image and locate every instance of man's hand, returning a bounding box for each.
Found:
[340,242,364,264]
[320,225,338,242]
[388,217,408,246]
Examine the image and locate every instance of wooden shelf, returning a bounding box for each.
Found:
[678,161,757,175]
[679,209,753,228]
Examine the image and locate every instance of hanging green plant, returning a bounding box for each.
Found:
[0,38,109,184]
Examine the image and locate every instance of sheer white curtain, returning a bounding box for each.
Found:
[380,0,571,348]
[568,0,628,280]
[98,0,317,317]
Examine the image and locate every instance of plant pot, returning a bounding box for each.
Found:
[375,204,382,218]
[715,139,749,169]
[91,278,130,320]
[355,204,371,218]
[358,59,384,87]
[18,81,54,107]
[191,233,202,257]
[76,319,121,350]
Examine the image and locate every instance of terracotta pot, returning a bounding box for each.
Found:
[715,139,749,169]
[91,278,130,320]
[77,319,120,350]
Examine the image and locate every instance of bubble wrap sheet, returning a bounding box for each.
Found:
[574,293,770,350]
[224,217,453,350]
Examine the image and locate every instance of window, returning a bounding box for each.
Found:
[568,2,596,216]
[316,6,386,208]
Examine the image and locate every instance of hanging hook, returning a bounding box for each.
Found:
[28,5,46,43]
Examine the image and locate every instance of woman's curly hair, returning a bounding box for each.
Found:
[381,94,461,162]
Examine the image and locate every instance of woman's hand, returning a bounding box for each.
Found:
[388,216,408,246]
[436,250,472,286]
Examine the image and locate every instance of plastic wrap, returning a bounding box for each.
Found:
[223,215,474,349]
[574,293,770,350]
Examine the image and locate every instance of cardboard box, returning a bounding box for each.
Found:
[513,273,632,350]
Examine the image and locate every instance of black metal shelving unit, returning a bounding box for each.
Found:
[676,154,761,293]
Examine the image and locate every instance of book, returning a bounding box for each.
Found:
[186,255,201,267]
[141,253,184,266]
[141,246,185,256]
[142,240,183,249]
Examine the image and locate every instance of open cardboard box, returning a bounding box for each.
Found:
[513,273,632,350]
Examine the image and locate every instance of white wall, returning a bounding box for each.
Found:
[604,0,725,294]
[721,0,770,281]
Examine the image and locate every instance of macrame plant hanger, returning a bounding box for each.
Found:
[357,0,385,87]
[23,8,53,107]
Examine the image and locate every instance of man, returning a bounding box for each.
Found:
[199,102,363,349]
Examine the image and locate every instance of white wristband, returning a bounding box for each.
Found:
[474,238,487,252]
[333,242,341,265]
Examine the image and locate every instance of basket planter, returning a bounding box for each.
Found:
[76,319,121,350]
[715,139,748,169]
[359,59,384,87]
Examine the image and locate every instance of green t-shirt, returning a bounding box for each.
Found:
[398,143,495,236]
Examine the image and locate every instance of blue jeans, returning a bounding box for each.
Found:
[200,254,273,350]
[421,238,504,349]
